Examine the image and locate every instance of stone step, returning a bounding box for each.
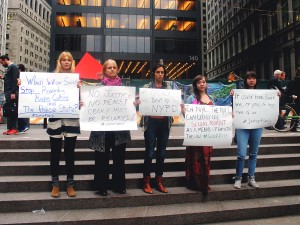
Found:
[0,165,299,192]
[0,153,300,176]
[204,215,300,225]
[1,143,300,162]
[1,134,300,149]
[0,191,299,224]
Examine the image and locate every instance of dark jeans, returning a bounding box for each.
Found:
[50,136,77,181]
[18,118,30,130]
[94,132,126,192]
[143,118,170,176]
[5,99,18,130]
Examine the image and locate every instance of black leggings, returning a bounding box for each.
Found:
[50,136,77,179]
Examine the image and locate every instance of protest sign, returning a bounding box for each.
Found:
[80,85,137,131]
[183,104,232,147]
[233,89,278,129]
[18,72,79,118]
[139,88,181,116]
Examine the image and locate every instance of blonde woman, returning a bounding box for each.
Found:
[87,59,130,196]
[48,51,80,198]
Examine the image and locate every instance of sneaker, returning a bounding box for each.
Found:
[18,126,29,134]
[6,129,18,135]
[3,130,10,135]
[248,176,259,188]
[233,177,242,189]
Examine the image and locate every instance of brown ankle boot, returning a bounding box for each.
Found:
[143,176,153,194]
[66,186,76,197]
[155,175,168,193]
[51,186,60,198]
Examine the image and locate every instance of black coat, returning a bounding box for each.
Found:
[4,63,19,100]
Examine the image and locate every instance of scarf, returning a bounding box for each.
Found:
[102,76,122,86]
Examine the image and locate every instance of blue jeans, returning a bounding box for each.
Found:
[143,118,170,176]
[235,128,263,177]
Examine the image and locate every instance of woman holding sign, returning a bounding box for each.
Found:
[181,75,215,197]
[47,51,80,198]
[231,71,263,189]
[138,63,177,194]
[86,59,130,196]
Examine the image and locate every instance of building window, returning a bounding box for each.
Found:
[155,38,197,55]
[106,0,150,8]
[56,12,101,28]
[154,0,196,11]
[57,0,102,6]
[105,36,150,53]
[154,16,196,31]
[106,14,150,29]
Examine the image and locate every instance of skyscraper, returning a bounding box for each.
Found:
[207,0,300,80]
[6,0,51,72]
[50,0,204,79]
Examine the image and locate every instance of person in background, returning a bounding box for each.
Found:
[138,63,177,194]
[0,55,19,135]
[17,64,30,134]
[266,70,284,130]
[81,59,130,196]
[286,67,300,132]
[47,51,80,198]
[181,75,215,198]
[228,71,243,89]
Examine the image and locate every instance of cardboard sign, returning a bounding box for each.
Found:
[183,104,232,147]
[233,89,279,129]
[80,85,137,131]
[139,88,181,116]
[18,72,79,118]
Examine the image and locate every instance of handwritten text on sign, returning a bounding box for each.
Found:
[80,86,137,131]
[233,89,278,129]
[183,105,232,147]
[18,72,79,118]
[139,88,181,116]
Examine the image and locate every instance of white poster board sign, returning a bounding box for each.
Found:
[139,88,181,116]
[183,105,233,147]
[233,89,279,129]
[18,72,80,118]
[80,85,137,131]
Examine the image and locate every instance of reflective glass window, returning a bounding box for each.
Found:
[154,0,195,11]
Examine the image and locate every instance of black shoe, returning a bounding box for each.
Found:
[114,189,126,194]
[265,127,274,130]
[97,190,107,196]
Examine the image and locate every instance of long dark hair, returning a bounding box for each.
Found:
[192,75,207,101]
[151,63,167,84]
[243,71,258,89]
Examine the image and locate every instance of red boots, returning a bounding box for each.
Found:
[143,175,168,194]
[155,175,168,193]
[143,176,153,194]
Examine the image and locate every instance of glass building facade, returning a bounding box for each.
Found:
[50,0,202,79]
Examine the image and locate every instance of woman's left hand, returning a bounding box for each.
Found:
[277,91,281,97]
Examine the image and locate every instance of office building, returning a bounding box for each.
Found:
[6,0,51,72]
[206,0,300,80]
[50,0,204,79]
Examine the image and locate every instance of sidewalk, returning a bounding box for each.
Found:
[1,123,299,141]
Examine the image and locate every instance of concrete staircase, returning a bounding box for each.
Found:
[0,133,300,224]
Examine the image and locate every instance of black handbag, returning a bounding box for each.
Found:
[2,101,18,117]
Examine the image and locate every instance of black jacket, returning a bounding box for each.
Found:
[4,63,19,98]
